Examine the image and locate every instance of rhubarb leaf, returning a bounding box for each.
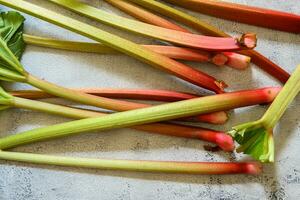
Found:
[0,11,26,81]
[0,11,26,59]
[228,121,274,162]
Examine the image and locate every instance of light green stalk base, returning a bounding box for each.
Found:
[229,65,300,162]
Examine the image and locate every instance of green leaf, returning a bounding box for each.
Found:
[0,11,26,59]
[228,121,274,163]
[0,11,25,77]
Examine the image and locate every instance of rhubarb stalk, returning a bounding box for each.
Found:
[0,31,228,124]
[105,0,189,33]
[105,0,251,69]
[0,150,262,175]
[10,88,199,102]
[23,34,228,66]
[49,0,256,51]
[229,65,300,162]
[0,87,281,150]
[163,0,300,34]
[0,87,234,151]
[127,0,290,83]
[0,1,228,93]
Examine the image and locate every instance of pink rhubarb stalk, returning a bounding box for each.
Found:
[105,0,250,69]
[163,0,300,34]
[10,88,199,102]
[0,150,262,175]
[49,0,257,51]
[23,34,228,66]
[127,0,291,83]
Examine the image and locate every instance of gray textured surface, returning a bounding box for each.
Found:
[0,0,300,199]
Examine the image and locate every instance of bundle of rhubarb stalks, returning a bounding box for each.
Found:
[0,0,299,175]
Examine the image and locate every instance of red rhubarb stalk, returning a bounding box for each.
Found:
[49,0,257,51]
[0,150,262,175]
[105,0,251,69]
[10,88,199,102]
[163,0,300,33]
[127,0,290,83]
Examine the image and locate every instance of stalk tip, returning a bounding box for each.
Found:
[222,52,251,70]
[237,33,257,49]
[215,133,235,152]
[211,53,228,66]
[245,162,263,175]
[214,80,228,93]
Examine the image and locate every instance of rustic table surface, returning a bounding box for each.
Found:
[0,1,299,199]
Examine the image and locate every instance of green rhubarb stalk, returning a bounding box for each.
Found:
[127,0,290,83]
[23,34,227,66]
[0,87,234,150]
[0,16,226,125]
[49,0,256,51]
[0,87,281,150]
[0,150,262,175]
[229,65,300,163]
[105,0,251,69]
[0,2,228,93]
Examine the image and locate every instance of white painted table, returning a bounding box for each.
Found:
[0,1,299,199]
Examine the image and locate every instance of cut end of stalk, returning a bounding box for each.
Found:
[244,162,263,175]
[237,33,257,49]
[214,80,228,93]
[211,53,228,66]
[215,133,235,152]
[222,52,251,70]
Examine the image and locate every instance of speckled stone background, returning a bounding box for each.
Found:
[0,0,299,199]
